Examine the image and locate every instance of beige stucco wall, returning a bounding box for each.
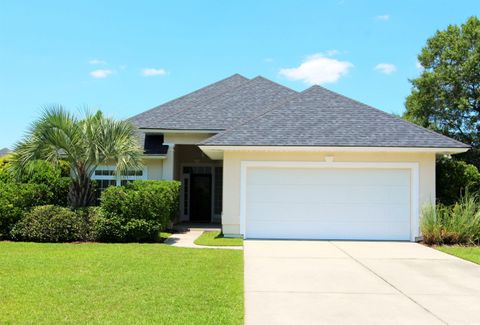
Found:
[143,159,164,180]
[221,150,436,237]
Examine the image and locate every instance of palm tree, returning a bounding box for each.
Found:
[10,106,143,208]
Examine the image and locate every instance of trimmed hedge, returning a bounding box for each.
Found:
[0,182,52,239]
[3,180,180,243]
[101,180,180,226]
[10,205,95,242]
[91,215,160,243]
[99,180,180,242]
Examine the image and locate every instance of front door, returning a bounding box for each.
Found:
[189,174,212,222]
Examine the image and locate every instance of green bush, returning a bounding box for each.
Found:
[0,182,52,239]
[0,159,71,206]
[91,214,160,243]
[421,193,480,245]
[436,156,480,205]
[10,205,94,242]
[96,180,180,243]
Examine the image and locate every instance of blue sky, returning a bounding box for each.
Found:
[0,0,478,148]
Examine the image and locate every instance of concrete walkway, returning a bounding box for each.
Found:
[164,228,242,250]
[245,240,480,325]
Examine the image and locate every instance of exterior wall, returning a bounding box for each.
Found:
[222,150,436,237]
[143,159,164,180]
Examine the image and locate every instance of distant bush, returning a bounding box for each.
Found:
[10,205,94,242]
[95,180,180,242]
[421,192,480,245]
[0,182,52,239]
[436,157,480,205]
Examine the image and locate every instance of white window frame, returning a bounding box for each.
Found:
[239,161,420,242]
[92,165,148,186]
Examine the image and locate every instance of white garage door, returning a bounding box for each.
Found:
[244,167,411,240]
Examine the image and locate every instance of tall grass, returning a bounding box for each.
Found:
[421,192,480,245]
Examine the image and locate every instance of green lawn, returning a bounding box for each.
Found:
[0,242,243,324]
[437,246,480,265]
[194,231,243,247]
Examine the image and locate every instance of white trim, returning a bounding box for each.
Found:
[239,161,420,242]
[139,128,221,134]
[201,145,468,154]
[142,155,167,160]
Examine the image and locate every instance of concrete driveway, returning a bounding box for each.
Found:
[244,240,480,325]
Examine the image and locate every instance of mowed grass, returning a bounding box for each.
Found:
[0,242,243,324]
[437,245,480,265]
[194,231,243,247]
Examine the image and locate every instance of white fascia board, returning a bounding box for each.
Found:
[141,155,167,160]
[199,145,469,155]
[139,128,221,134]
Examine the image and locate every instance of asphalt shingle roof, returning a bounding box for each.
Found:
[152,76,298,130]
[129,74,250,129]
[202,85,469,148]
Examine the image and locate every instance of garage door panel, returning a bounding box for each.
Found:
[246,220,410,240]
[247,168,410,186]
[247,184,410,205]
[244,167,411,240]
[247,202,409,223]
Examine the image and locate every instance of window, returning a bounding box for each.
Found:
[92,166,146,201]
[214,167,223,215]
[144,134,169,154]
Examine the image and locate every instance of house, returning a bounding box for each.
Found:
[0,148,10,157]
[94,74,469,241]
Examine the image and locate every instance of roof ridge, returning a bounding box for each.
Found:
[129,74,249,123]
[151,75,298,130]
[305,85,469,148]
[251,75,299,94]
[202,89,303,144]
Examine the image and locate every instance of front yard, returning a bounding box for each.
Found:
[0,242,243,324]
[437,246,480,265]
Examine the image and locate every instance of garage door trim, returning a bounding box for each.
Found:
[240,161,420,241]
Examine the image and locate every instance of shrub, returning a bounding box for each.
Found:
[436,156,480,205]
[10,205,94,242]
[96,180,180,243]
[91,214,160,243]
[0,159,71,206]
[421,193,480,245]
[0,182,52,239]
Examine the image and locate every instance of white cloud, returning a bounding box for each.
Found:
[141,68,167,76]
[279,53,353,85]
[374,63,396,74]
[90,69,114,78]
[89,59,107,65]
[375,14,390,21]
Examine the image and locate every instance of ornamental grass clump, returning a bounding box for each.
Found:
[421,192,480,245]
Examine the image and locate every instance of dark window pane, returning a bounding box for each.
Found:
[144,134,169,154]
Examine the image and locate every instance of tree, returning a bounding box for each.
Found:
[10,106,142,208]
[404,16,480,155]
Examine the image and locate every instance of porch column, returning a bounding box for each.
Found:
[162,143,175,180]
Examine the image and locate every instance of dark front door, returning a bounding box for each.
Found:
[190,174,212,222]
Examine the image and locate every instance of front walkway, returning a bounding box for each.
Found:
[165,225,242,250]
[244,240,480,325]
